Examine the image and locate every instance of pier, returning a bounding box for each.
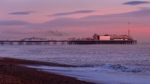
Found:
[0,40,137,45]
[0,40,68,45]
[0,37,69,45]
[68,40,137,45]
[0,33,137,45]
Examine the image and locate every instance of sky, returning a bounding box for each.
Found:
[0,0,150,42]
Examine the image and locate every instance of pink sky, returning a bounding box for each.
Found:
[0,0,150,42]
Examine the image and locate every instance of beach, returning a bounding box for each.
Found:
[0,57,94,84]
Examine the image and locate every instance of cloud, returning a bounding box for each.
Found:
[41,8,150,29]
[0,20,31,26]
[49,10,95,16]
[9,11,34,15]
[84,8,150,19]
[3,8,150,27]
[123,1,150,5]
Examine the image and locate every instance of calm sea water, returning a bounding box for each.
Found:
[0,44,150,73]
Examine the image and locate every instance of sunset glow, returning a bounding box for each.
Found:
[0,0,150,42]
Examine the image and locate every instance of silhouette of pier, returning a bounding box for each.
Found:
[0,40,68,45]
[0,40,137,45]
[68,40,137,45]
[0,37,137,45]
[0,37,68,45]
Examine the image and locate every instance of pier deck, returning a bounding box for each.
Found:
[68,40,137,44]
[0,40,137,45]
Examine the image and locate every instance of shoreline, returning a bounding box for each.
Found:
[0,57,94,84]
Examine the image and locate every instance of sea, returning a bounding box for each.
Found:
[0,44,150,84]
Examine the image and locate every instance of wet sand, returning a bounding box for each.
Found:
[0,57,94,84]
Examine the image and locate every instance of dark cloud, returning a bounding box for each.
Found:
[9,11,34,15]
[0,20,31,26]
[123,1,150,5]
[49,10,95,16]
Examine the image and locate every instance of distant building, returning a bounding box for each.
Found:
[99,34,111,41]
